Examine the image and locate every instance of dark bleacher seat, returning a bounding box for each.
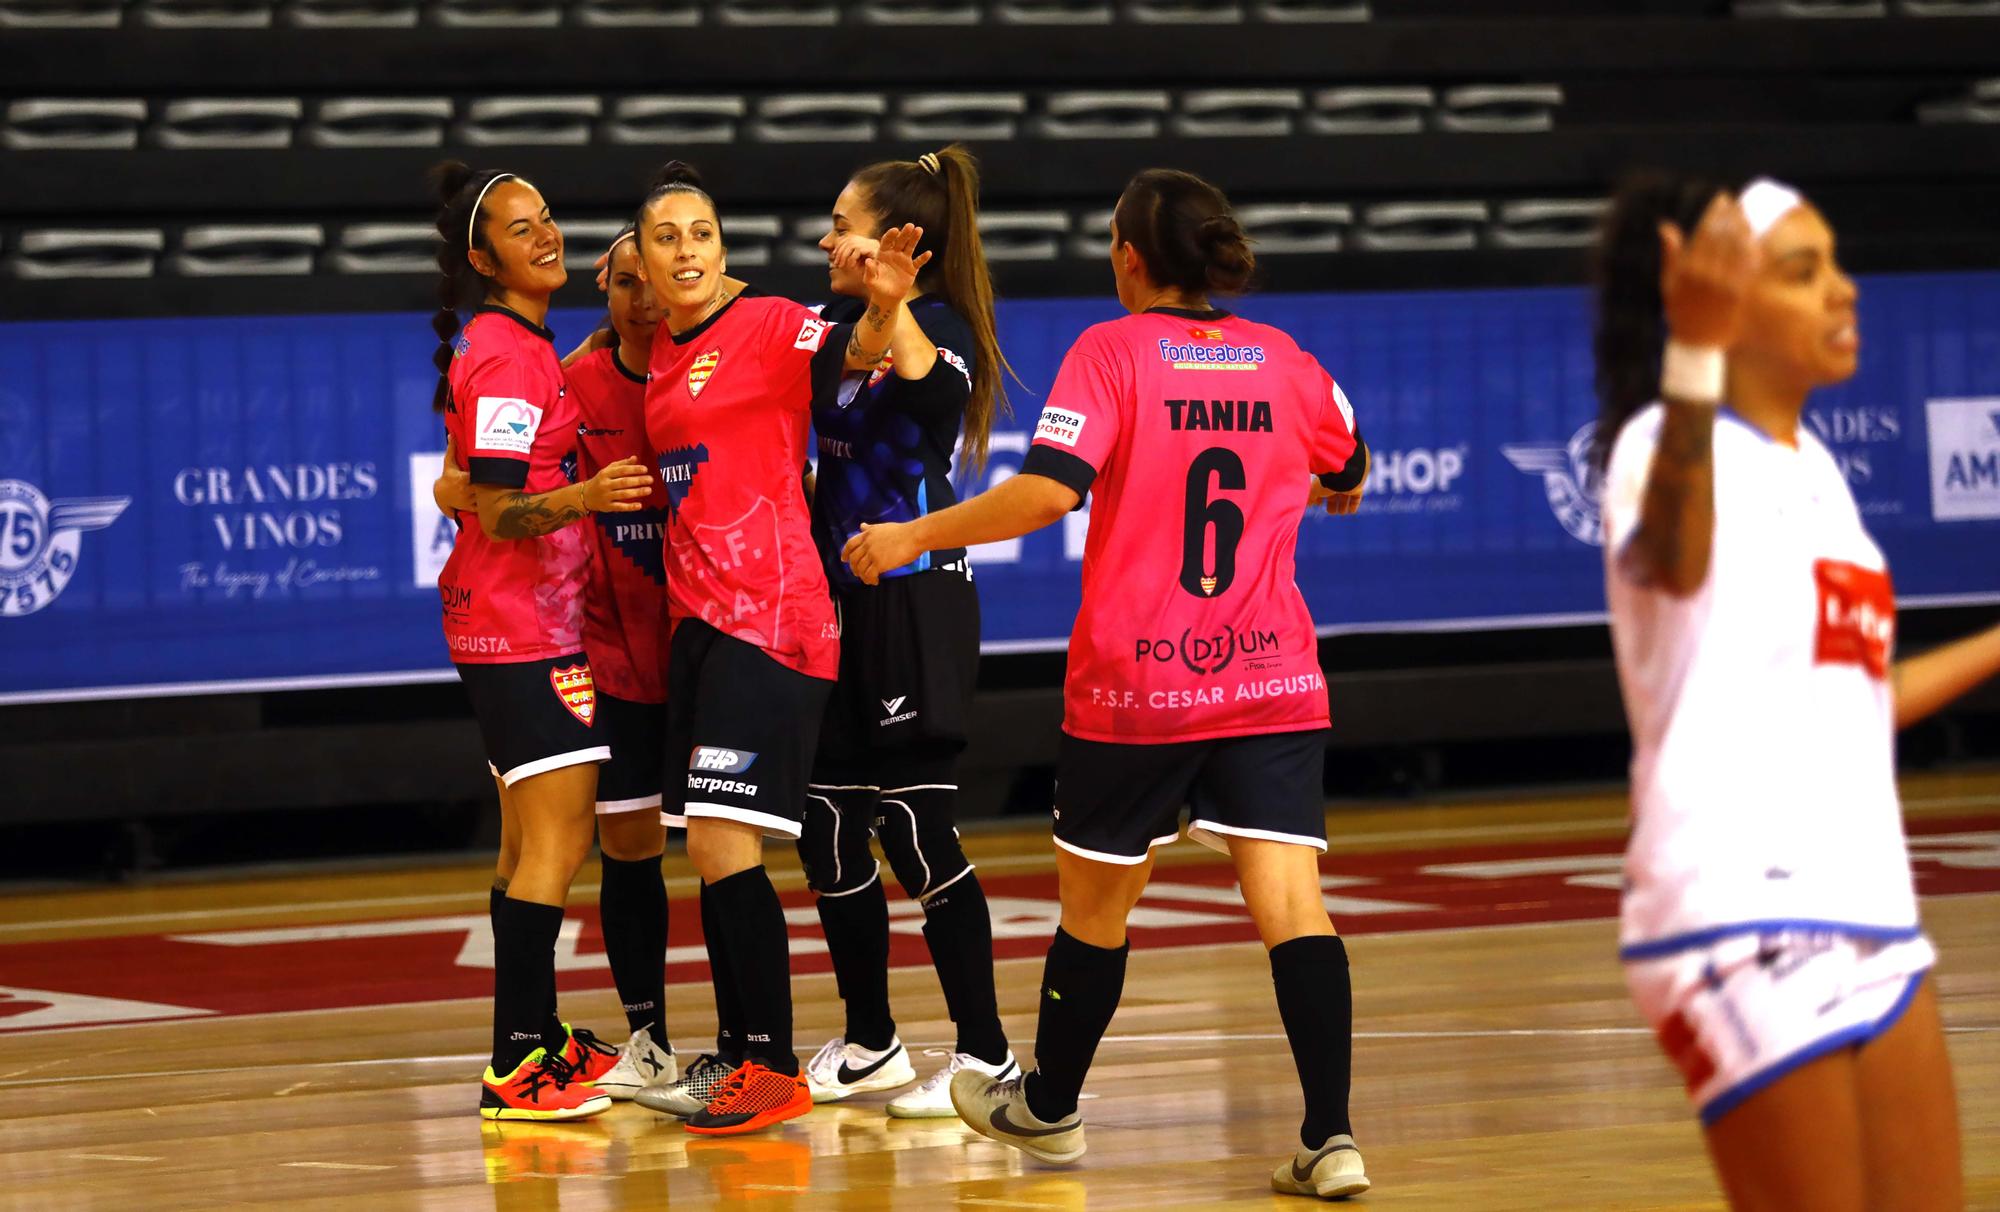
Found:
[8,229,167,278]
[716,214,782,265]
[306,98,453,147]
[858,0,983,20]
[1125,0,1244,21]
[1068,207,1114,259]
[750,94,886,142]
[1489,198,1606,248]
[1899,0,2000,11]
[978,210,1070,260]
[1033,90,1170,138]
[1173,89,1303,137]
[1437,85,1563,132]
[283,0,419,24]
[1252,0,1368,18]
[1735,0,1886,14]
[4,98,147,150]
[1354,201,1487,251]
[558,218,625,269]
[0,0,122,25]
[327,222,439,274]
[155,98,301,148]
[433,0,562,24]
[892,93,1028,141]
[994,0,1113,22]
[601,95,746,144]
[713,0,838,23]
[172,224,324,275]
[1918,77,2000,122]
[573,0,700,23]
[456,96,600,145]
[137,0,274,24]
[1307,87,1435,135]
[1239,202,1352,253]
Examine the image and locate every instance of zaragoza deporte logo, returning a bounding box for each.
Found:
[0,479,130,617]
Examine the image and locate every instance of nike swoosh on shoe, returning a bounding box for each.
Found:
[835,1047,901,1085]
[1292,1141,1359,1182]
[990,1105,1076,1138]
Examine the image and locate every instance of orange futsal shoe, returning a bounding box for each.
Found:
[480,1048,613,1121]
[555,1023,623,1086]
[684,1061,813,1136]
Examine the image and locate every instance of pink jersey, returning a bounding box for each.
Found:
[438,306,588,664]
[569,347,670,703]
[1022,308,1360,743]
[644,295,846,681]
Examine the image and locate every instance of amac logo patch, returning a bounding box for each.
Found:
[474,396,542,456]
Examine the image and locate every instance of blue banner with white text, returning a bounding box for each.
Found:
[3,273,1997,702]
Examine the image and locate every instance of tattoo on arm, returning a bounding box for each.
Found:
[1620,405,1716,593]
[846,304,892,371]
[490,487,586,540]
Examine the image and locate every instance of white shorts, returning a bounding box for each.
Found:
[1624,927,1935,1126]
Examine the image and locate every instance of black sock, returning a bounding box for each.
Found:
[701,879,746,1066]
[922,874,1008,1064]
[706,866,797,1075]
[601,852,669,1045]
[817,872,896,1050]
[1023,927,1127,1123]
[491,895,565,1075]
[1271,934,1354,1146]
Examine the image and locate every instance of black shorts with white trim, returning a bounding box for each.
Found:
[595,692,666,814]
[1051,728,1330,864]
[457,653,611,787]
[816,563,980,769]
[660,619,833,840]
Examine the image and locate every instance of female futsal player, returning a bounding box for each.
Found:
[795,145,1019,1117]
[627,161,928,1136]
[844,168,1374,1197]
[428,162,655,1120]
[1597,173,2000,1212]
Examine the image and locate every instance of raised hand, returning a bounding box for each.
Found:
[829,233,881,272]
[1660,192,1758,350]
[580,456,654,513]
[862,222,932,308]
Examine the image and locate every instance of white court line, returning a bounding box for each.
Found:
[282,1161,393,1172]
[7,791,1995,937]
[69,1152,162,1163]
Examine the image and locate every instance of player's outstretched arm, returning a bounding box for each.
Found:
[473,456,652,540]
[844,223,932,374]
[843,472,1078,585]
[1894,622,2000,729]
[1619,192,1753,598]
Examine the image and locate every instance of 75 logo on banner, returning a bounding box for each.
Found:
[0,479,129,618]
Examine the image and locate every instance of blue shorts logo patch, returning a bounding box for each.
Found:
[690,746,756,774]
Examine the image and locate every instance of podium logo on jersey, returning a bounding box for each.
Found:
[687,349,722,399]
[0,479,130,617]
[549,663,597,725]
[1812,559,1894,680]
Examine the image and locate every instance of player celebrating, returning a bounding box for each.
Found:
[427,162,655,1121]
[843,168,1373,1197]
[628,162,928,1136]
[795,145,1019,1117]
[1597,173,2000,1211]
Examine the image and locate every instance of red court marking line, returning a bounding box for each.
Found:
[0,814,1993,1036]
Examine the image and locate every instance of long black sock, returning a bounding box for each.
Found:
[1023,927,1127,1123]
[921,874,1008,1064]
[817,873,896,1050]
[601,852,669,1045]
[1271,934,1354,1146]
[700,879,746,1065]
[492,895,565,1075]
[705,865,797,1075]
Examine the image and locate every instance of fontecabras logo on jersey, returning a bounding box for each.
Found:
[657,444,709,515]
[0,479,129,617]
[1501,422,1604,546]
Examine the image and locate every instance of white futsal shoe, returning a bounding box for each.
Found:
[592,1026,678,1100]
[886,1049,1018,1118]
[804,1035,916,1103]
[1271,1133,1370,1200]
[950,1069,1085,1165]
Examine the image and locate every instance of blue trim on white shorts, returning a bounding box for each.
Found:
[1618,919,1924,962]
[1697,967,1930,1127]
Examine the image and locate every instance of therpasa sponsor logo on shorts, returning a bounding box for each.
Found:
[688,745,759,796]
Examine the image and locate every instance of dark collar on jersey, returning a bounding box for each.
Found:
[611,348,647,384]
[1146,305,1233,321]
[669,294,740,346]
[473,303,555,343]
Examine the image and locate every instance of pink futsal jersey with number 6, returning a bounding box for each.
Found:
[1026,309,1360,744]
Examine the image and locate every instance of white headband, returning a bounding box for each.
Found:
[607,229,636,257]
[467,172,518,249]
[1740,177,1804,240]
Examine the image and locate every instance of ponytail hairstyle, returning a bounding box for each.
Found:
[632,159,719,243]
[1111,168,1257,298]
[428,160,519,412]
[850,144,1016,474]
[1592,170,1745,469]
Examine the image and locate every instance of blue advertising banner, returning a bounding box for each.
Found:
[3,273,1997,703]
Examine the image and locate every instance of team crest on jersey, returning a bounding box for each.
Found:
[1812,559,1894,679]
[1200,576,1218,595]
[687,349,721,398]
[1189,326,1224,340]
[867,349,896,389]
[549,663,597,725]
[0,479,129,617]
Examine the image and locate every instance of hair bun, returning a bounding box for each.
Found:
[427,159,475,207]
[648,159,704,192]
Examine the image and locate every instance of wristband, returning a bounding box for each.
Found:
[1661,340,1725,406]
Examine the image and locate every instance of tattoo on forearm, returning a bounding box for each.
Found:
[1624,405,1715,590]
[491,488,585,540]
[846,304,891,370]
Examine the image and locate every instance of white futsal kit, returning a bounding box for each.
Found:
[1603,402,1933,1124]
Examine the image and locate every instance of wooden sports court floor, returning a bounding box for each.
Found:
[2,769,1996,1211]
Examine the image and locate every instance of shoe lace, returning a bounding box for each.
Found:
[568,1026,619,1059]
[910,1049,960,1095]
[520,1052,581,1100]
[806,1037,847,1079]
[707,1063,757,1108]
